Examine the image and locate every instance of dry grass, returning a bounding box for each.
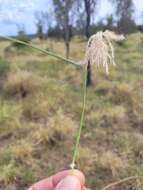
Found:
[4,70,43,99]
[0,162,18,185]
[76,147,97,172]
[32,110,76,146]
[99,151,127,177]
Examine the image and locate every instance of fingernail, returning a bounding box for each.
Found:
[55,175,81,190]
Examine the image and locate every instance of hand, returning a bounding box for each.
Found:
[28,169,89,190]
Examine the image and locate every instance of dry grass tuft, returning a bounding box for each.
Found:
[22,95,51,121]
[32,110,77,146]
[4,70,43,99]
[99,151,127,177]
[10,140,35,162]
[87,105,127,128]
[0,103,22,136]
[0,162,19,185]
[109,83,133,105]
[77,147,97,172]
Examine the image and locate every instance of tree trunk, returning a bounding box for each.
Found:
[64,7,70,59]
[85,10,91,39]
[65,41,70,59]
[84,0,92,86]
[86,61,92,86]
[84,0,91,39]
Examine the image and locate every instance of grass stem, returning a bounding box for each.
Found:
[0,36,81,67]
[70,64,88,169]
[102,176,142,190]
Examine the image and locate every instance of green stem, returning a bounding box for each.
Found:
[0,36,80,67]
[70,64,88,169]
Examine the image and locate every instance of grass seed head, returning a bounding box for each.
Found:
[84,30,125,74]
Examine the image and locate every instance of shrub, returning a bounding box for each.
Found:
[12,33,30,49]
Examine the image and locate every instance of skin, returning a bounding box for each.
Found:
[28,170,90,190]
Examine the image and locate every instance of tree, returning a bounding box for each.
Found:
[48,26,63,39]
[83,0,97,86]
[52,0,75,58]
[75,0,97,85]
[35,11,46,40]
[75,12,86,36]
[12,25,30,49]
[112,0,136,34]
[83,0,96,39]
[106,14,115,30]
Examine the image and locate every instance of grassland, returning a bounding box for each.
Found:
[0,33,143,190]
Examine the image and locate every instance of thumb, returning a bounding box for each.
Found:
[55,175,82,190]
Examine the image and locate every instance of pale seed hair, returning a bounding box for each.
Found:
[84,30,125,74]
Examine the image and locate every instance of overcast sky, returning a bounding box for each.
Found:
[0,0,143,36]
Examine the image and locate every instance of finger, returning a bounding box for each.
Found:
[27,170,69,190]
[68,169,85,186]
[27,170,85,190]
[55,175,81,190]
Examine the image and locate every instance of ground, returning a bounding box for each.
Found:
[0,33,143,190]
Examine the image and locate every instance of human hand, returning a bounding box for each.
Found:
[28,169,90,190]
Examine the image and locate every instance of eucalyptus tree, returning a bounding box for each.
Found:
[52,0,75,58]
[111,0,136,34]
[83,0,97,85]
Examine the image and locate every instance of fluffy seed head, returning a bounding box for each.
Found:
[84,30,125,74]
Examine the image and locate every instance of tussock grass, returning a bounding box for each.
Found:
[108,83,133,105]
[77,147,97,172]
[0,58,10,77]
[0,103,22,136]
[0,162,19,185]
[10,140,35,162]
[4,70,43,99]
[87,105,127,129]
[26,109,77,147]
[99,151,127,177]
[22,95,51,121]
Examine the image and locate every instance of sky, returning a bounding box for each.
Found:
[0,0,143,36]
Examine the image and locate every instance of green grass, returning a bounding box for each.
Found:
[0,33,143,189]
